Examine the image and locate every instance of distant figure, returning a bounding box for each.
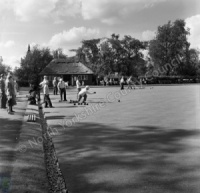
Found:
[57,78,67,101]
[0,74,7,109]
[96,76,100,86]
[120,76,125,90]
[28,85,37,105]
[76,76,81,99]
[43,81,53,108]
[40,75,48,88]
[127,76,135,89]
[13,79,19,96]
[52,77,58,95]
[82,80,84,86]
[5,75,16,114]
[109,78,113,85]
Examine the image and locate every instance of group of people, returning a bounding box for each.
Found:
[120,76,135,90]
[37,75,96,107]
[0,73,19,114]
[119,76,144,90]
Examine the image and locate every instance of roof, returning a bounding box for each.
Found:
[40,58,94,75]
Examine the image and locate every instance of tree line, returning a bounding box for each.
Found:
[10,19,200,86]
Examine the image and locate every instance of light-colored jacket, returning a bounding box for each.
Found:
[78,88,92,96]
[58,81,65,89]
[43,84,49,95]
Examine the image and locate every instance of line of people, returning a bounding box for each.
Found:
[0,73,19,114]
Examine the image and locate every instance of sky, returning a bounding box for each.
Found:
[0,0,200,69]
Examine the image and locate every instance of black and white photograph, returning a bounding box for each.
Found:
[0,0,200,192]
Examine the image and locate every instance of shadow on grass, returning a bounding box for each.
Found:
[0,117,48,193]
[52,122,200,193]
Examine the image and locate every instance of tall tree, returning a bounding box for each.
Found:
[15,45,53,86]
[148,19,190,76]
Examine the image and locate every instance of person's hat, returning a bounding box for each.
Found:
[86,85,90,90]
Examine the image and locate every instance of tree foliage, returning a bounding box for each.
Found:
[73,35,146,77]
[15,45,53,86]
[148,19,200,76]
[0,63,11,76]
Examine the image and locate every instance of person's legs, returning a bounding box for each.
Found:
[55,86,58,95]
[53,86,56,95]
[46,95,53,107]
[83,94,87,102]
[60,88,63,101]
[63,88,67,101]
[78,95,82,102]
[2,93,7,108]
[44,95,48,107]
[120,83,124,90]
[77,88,81,99]
[7,98,12,113]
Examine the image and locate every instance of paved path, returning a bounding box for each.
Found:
[43,85,200,193]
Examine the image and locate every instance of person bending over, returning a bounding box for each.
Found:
[78,86,96,103]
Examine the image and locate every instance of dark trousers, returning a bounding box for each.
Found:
[53,86,58,95]
[44,94,52,107]
[78,94,87,102]
[120,83,124,90]
[0,93,7,108]
[60,88,66,101]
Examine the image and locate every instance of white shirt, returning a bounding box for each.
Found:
[120,78,125,83]
[52,79,57,86]
[40,80,48,87]
[58,81,65,89]
[76,80,81,89]
[78,88,92,96]
[127,78,132,83]
[43,84,49,95]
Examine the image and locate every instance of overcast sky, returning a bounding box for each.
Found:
[0,0,200,69]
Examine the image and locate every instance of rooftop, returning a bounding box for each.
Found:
[40,58,94,75]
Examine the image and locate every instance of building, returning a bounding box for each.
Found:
[39,58,94,86]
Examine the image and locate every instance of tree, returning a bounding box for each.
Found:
[0,63,11,75]
[121,36,146,76]
[148,19,191,76]
[74,35,146,77]
[15,45,53,86]
[52,48,67,59]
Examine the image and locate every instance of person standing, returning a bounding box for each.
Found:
[120,76,125,90]
[5,75,16,114]
[76,76,81,99]
[52,77,58,95]
[82,80,84,86]
[57,78,67,101]
[40,75,48,87]
[0,74,7,109]
[13,79,19,96]
[43,81,53,108]
[127,76,134,89]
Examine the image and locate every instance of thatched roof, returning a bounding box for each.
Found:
[40,58,94,75]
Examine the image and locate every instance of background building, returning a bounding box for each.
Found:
[40,58,94,86]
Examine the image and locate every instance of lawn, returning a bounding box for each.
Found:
[44,85,200,193]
